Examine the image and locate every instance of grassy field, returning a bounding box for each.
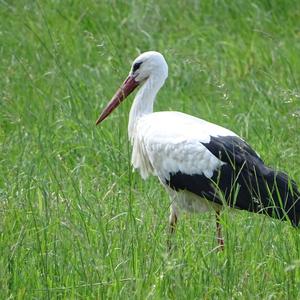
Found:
[1,0,300,298]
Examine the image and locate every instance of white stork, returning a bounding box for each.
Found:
[96,51,300,249]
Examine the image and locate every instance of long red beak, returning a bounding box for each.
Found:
[96,75,139,125]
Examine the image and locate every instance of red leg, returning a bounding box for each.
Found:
[168,205,178,251]
[169,211,178,234]
[169,204,178,234]
[216,211,224,251]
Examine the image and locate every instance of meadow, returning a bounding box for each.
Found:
[1,0,300,298]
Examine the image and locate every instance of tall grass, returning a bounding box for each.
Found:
[1,0,300,298]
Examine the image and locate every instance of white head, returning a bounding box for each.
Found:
[96,51,168,125]
[130,51,168,84]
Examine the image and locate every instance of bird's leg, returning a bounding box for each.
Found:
[169,210,178,234]
[216,210,224,251]
[168,204,178,251]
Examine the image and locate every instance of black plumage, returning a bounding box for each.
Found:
[166,136,300,226]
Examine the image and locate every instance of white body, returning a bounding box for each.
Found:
[131,111,235,214]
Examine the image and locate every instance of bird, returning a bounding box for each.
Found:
[96,51,300,249]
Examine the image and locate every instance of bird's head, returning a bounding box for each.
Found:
[96,51,168,125]
[130,51,168,83]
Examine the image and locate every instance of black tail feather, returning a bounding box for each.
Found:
[253,168,300,226]
[217,163,300,226]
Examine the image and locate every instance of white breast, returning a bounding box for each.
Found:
[130,111,235,179]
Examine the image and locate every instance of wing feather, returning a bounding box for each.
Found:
[134,111,230,180]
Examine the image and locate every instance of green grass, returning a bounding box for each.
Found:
[1,0,300,298]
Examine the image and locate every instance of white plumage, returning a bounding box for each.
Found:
[132,111,232,181]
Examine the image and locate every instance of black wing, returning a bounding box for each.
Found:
[167,136,300,226]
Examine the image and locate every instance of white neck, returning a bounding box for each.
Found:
[128,76,163,142]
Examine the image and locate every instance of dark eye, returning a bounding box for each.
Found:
[132,61,143,73]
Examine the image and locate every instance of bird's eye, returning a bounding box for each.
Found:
[132,61,143,73]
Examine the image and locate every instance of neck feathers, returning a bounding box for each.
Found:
[128,76,163,141]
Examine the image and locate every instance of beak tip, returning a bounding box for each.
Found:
[96,113,105,125]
